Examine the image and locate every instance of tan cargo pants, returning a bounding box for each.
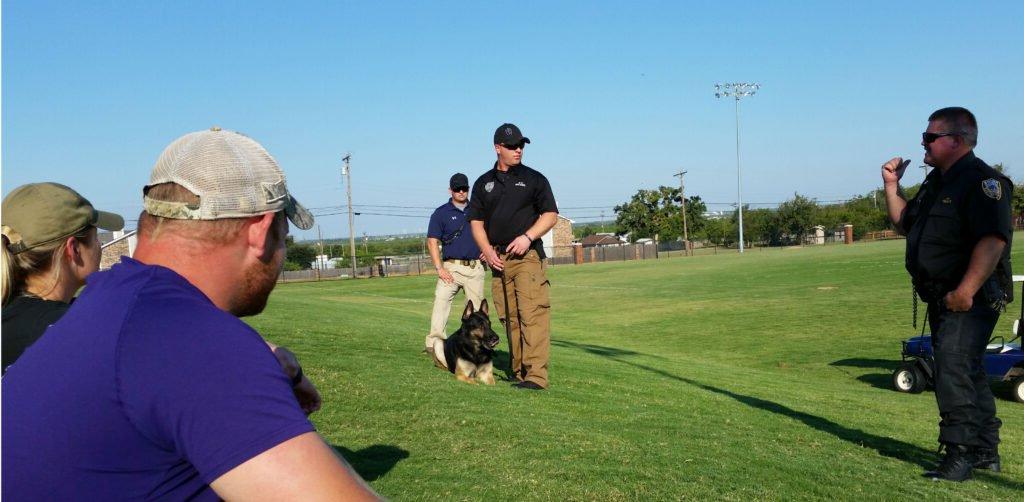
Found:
[492,250,551,388]
[425,260,486,349]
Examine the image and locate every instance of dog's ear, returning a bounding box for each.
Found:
[462,300,475,320]
[479,299,489,316]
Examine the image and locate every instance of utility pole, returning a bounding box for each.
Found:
[342,154,357,278]
[715,82,760,253]
[600,210,605,233]
[316,225,324,281]
[674,170,690,256]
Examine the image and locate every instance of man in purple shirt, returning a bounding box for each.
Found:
[2,127,379,500]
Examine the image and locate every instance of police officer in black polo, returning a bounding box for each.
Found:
[469,123,558,390]
[881,107,1012,481]
[424,173,486,353]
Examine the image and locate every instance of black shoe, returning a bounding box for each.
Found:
[972,447,1001,472]
[513,381,545,390]
[925,444,974,482]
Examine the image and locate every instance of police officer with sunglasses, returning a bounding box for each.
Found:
[469,123,558,390]
[881,107,1012,482]
[424,173,486,353]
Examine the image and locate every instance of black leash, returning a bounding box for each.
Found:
[497,247,515,376]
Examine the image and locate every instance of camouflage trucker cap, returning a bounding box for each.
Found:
[144,127,314,230]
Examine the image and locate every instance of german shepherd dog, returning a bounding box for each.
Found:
[430,300,500,384]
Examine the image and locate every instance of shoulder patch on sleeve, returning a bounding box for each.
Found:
[982,178,1002,200]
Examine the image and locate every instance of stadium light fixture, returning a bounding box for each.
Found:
[715,82,760,253]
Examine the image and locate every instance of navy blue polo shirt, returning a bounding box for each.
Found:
[428,200,480,260]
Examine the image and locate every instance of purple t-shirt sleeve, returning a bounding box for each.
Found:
[116,303,314,483]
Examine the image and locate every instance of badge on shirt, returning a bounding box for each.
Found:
[485,181,494,193]
[982,178,1002,200]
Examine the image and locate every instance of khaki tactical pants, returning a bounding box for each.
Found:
[492,250,551,388]
[426,260,486,349]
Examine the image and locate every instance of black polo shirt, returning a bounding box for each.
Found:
[902,151,1013,300]
[468,162,558,258]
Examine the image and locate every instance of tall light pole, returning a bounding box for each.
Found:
[715,82,759,253]
[673,170,690,256]
[341,153,357,278]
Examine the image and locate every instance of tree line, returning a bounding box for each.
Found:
[609,163,1020,248]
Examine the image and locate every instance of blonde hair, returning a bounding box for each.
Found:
[1,226,94,306]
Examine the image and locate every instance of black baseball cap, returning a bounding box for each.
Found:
[494,123,531,146]
[449,173,469,190]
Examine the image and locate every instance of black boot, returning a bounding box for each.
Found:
[925,444,974,482]
[972,447,1000,472]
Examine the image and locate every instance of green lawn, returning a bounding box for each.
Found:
[248,237,1024,501]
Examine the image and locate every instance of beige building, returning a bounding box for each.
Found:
[100,230,137,270]
[542,215,574,260]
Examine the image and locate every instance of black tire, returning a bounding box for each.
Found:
[893,362,926,394]
[1012,377,1024,404]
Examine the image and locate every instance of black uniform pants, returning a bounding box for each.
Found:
[927,301,1002,448]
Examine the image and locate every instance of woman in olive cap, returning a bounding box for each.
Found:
[1,182,322,414]
[1,182,124,373]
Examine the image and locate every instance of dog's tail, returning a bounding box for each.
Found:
[430,339,449,372]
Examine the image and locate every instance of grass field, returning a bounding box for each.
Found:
[248,238,1024,501]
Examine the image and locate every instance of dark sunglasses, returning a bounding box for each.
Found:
[452,186,469,193]
[501,143,524,151]
[922,131,959,144]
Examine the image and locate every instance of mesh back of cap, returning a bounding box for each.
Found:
[148,129,287,219]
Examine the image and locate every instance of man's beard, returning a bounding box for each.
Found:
[232,254,281,317]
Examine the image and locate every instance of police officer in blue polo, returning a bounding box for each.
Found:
[882,107,1012,481]
[423,173,485,353]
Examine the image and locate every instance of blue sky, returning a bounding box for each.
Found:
[4,1,1023,240]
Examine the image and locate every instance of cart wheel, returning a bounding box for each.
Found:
[893,363,925,393]
[1012,377,1024,404]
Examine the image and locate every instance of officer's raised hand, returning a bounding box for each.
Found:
[881,157,912,184]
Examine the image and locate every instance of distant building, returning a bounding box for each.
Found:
[311,255,345,269]
[100,230,137,270]
[579,233,623,248]
[542,215,574,259]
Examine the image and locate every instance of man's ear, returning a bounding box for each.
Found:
[246,212,278,259]
[494,144,501,155]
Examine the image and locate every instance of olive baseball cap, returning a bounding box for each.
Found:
[1,182,125,254]
[144,127,314,230]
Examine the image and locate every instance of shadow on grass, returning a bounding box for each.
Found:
[856,373,900,390]
[830,358,900,371]
[831,358,901,391]
[556,340,1024,489]
[552,339,662,359]
[331,444,409,481]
